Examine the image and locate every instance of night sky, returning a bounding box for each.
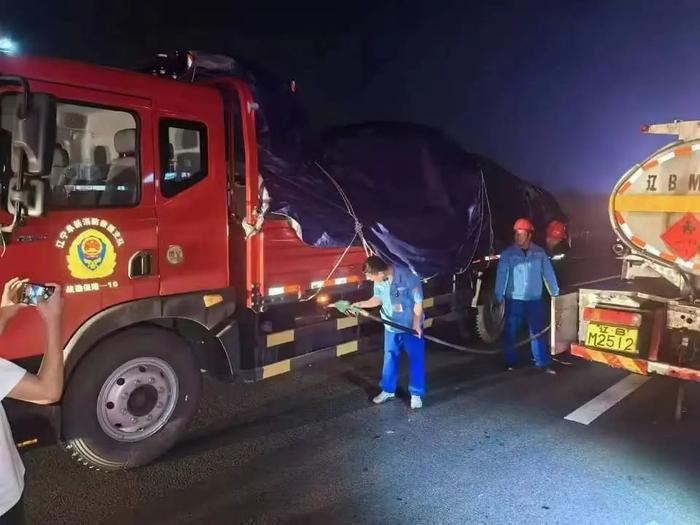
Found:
[3,0,699,193]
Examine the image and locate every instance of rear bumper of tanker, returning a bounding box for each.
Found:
[570,343,700,381]
[555,285,700,382]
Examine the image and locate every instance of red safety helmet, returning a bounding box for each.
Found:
[546,220,567,241]
[513,218,534,232]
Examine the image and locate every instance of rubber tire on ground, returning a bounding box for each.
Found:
[473,284,505,345]
[61,325,202,470]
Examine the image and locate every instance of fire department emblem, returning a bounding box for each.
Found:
[67,229,117,279]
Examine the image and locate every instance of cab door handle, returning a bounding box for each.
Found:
[129,251,152,278]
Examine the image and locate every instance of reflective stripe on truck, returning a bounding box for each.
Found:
[571,344,700,382]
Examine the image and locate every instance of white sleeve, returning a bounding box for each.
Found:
[0,358,26,401]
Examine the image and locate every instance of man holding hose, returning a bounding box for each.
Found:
[352,256,425,409]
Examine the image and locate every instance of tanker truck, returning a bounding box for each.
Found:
[552,120,700,417]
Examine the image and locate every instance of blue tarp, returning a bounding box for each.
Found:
[260,122,566,277]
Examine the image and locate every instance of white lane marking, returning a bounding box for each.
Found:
[567,274,619,289]
[564,374,650,425]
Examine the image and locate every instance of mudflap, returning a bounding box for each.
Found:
[551,292,578,355]
[5,399,61,450]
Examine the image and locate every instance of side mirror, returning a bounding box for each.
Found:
[11,93,57,176]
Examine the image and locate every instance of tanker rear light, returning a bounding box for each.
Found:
[583,307,642,327]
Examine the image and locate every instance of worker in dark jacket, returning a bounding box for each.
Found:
[545,220,569,258]
[495,218,560,373]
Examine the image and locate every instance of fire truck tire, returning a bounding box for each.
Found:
[61,325,202,470]
[473,286,505,345]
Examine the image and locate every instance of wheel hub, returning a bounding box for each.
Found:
[97,357,179,442]
[127,385,159,417]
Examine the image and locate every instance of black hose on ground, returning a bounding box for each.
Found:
[328,301,550,357]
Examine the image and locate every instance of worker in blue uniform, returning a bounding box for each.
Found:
[352,256,425,409]
[495,218,560,374]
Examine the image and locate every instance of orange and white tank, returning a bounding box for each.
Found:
[610,120,700,277]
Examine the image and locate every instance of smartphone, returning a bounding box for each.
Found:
[20,283,55,306]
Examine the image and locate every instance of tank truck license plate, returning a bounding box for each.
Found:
[585,323,638,354]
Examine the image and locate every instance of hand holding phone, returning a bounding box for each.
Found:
[2,278,28,308]
[36,284,62,327]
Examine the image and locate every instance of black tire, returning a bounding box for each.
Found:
[473,284,505,344]
[62,325,202,470]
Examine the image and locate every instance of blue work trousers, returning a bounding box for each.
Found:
[503,299,551,368]
[381,331,425,396]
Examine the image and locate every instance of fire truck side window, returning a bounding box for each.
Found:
[0,94,140,209]
[159,119,208,198]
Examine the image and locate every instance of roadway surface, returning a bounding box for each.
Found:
[18,253,700,524]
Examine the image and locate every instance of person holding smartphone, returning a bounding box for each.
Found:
[0,278,63,525]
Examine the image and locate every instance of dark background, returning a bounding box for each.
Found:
[3,0,698,192]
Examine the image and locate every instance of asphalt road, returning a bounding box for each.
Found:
[21,336,700,524]
[17,250,700,524]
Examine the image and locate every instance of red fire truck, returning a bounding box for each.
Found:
[0,52,565,470]
[0,53,455,470]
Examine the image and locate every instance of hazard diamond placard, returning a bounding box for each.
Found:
[661,212,700,261]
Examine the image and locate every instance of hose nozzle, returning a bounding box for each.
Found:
[329,300,365,317]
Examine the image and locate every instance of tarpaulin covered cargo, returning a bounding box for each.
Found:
[165,51,567,278]
[260,122,567,278]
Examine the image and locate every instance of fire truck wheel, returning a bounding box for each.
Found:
[473,286,505,344]
[61,325,202,470]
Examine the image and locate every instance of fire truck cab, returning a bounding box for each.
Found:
[0,53,369,469]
